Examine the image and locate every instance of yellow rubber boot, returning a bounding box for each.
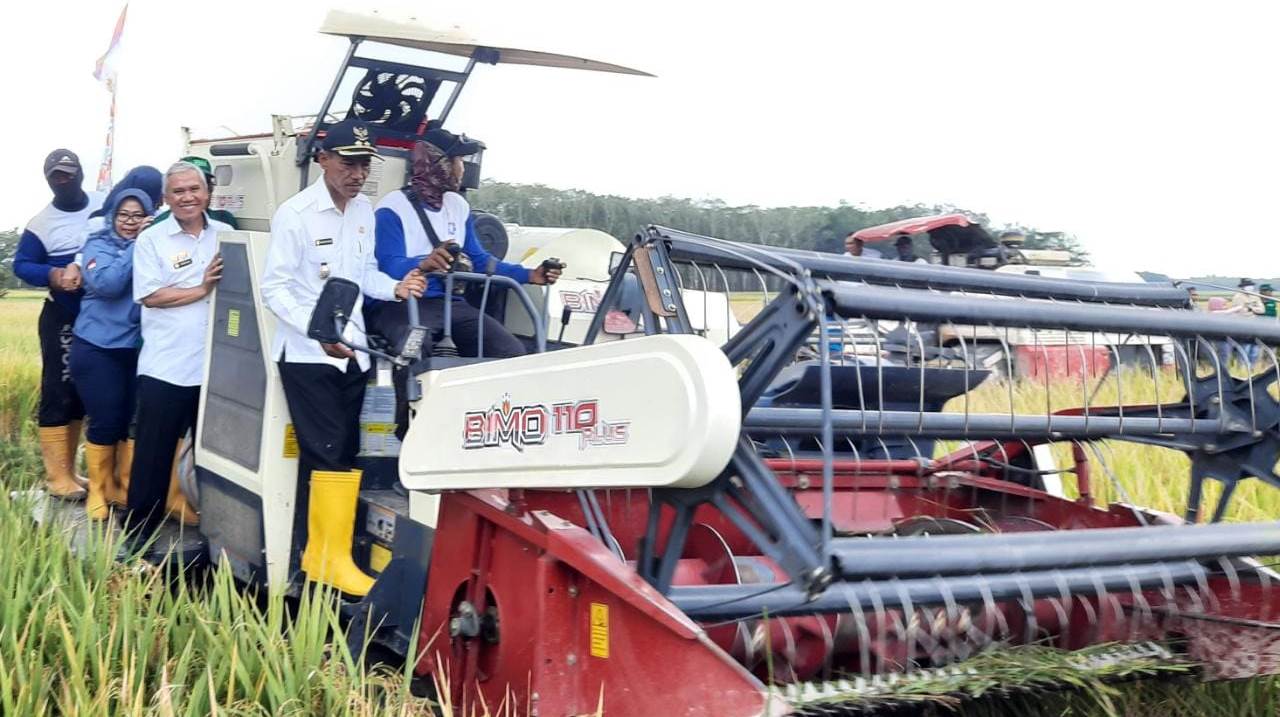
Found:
[83,442,116,520]
[108,439,134,506]
[300,470,374,597]
[65,420,87,489]
[39,426,86,500]
[165,445,199,527]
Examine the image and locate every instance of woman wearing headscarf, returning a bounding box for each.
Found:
[369,130,561,439]
[84,166,163,236]
[68,188,153,519]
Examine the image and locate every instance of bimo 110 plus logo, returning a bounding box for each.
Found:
[463,394,630,451]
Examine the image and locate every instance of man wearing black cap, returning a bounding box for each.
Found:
[260,119,426,597]
[14,149,105,500]
[369,128,560,437]
[893,233,928,264]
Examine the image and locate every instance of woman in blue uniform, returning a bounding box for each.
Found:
[68,188,154,519]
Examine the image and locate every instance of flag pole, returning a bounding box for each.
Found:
[94,3,128,192]
[96,81,117,192]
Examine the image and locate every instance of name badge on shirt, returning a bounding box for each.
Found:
[172,251,193,270]
[314,237,334,246]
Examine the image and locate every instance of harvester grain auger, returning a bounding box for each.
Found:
[351,225,1280,716]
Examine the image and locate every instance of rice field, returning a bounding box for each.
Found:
[2,290,1280,715]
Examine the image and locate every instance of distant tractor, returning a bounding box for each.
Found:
[850,213,1174,379]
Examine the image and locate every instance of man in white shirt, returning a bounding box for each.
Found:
[893,234,929,264]
[843,232,882,259]
[260,119,425,597]
[130,161,230,534]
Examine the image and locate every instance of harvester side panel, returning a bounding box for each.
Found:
[419,492,774,717]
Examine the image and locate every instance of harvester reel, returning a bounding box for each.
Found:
[349,70,428,131]
[1184,371,1280,523]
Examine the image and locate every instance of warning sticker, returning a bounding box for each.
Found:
[589,603,609,659]
[359,383,402,457]
[226,309,241,338]
[283,424,298,458]
[212,193,245,211]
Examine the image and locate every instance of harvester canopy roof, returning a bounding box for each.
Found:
[320,9,655,76]
[851,213,972,241]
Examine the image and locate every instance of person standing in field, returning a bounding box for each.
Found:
[843,232,882,259]
[129,161,230,534]
[260,120,425,596]
[1260,284,1277,319]
[68,189,154,520]
[1230,278,1265,365]
[892,233,928,264]
[13,149,105,500]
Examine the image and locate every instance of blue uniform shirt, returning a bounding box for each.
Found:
[75,232,141,349]
[371,189,529,307]
[14,191,105,317]
[73,189,152,350]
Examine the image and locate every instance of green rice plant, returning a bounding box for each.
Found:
[0,486,436,715]
[1,292,1278,715]
[941,366,1280,523]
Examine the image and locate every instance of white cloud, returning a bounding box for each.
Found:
[3,0,1276,278]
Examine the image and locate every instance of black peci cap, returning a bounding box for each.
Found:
[321,119,382,159]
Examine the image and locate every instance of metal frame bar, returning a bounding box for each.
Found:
[653,225,1191,307]
[670,562,1210,620]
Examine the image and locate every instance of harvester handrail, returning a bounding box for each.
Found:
[828,520,1280,579]
[746,407,1230,440]
[824,281,1280,343]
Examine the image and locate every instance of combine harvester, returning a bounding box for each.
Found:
[54,8,1280,715]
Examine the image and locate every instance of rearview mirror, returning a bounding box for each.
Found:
[307,278,361,344]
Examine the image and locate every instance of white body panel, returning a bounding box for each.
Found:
[186,131,409,233]
[196,231,300,587]
[399,335,742,491]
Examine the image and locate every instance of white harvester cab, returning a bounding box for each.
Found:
[190,10,739,594]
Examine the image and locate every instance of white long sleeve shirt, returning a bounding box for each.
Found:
[133,214,233,386]
[260,178,399,371]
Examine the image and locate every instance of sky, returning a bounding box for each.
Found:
[2,0,1277,278]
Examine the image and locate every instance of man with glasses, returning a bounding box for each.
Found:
[13,149,105,500]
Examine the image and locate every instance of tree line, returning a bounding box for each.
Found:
[470,181,1090,260]
[0,182,1090,291]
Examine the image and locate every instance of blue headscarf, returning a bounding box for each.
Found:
[93,188,155,243]
[89,165,163,219]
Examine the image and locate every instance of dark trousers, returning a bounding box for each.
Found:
[370,297,526,438]
[37,300,85,427]
[278,359,368,556]
[128,376,200,531]
[68,337,138,445]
